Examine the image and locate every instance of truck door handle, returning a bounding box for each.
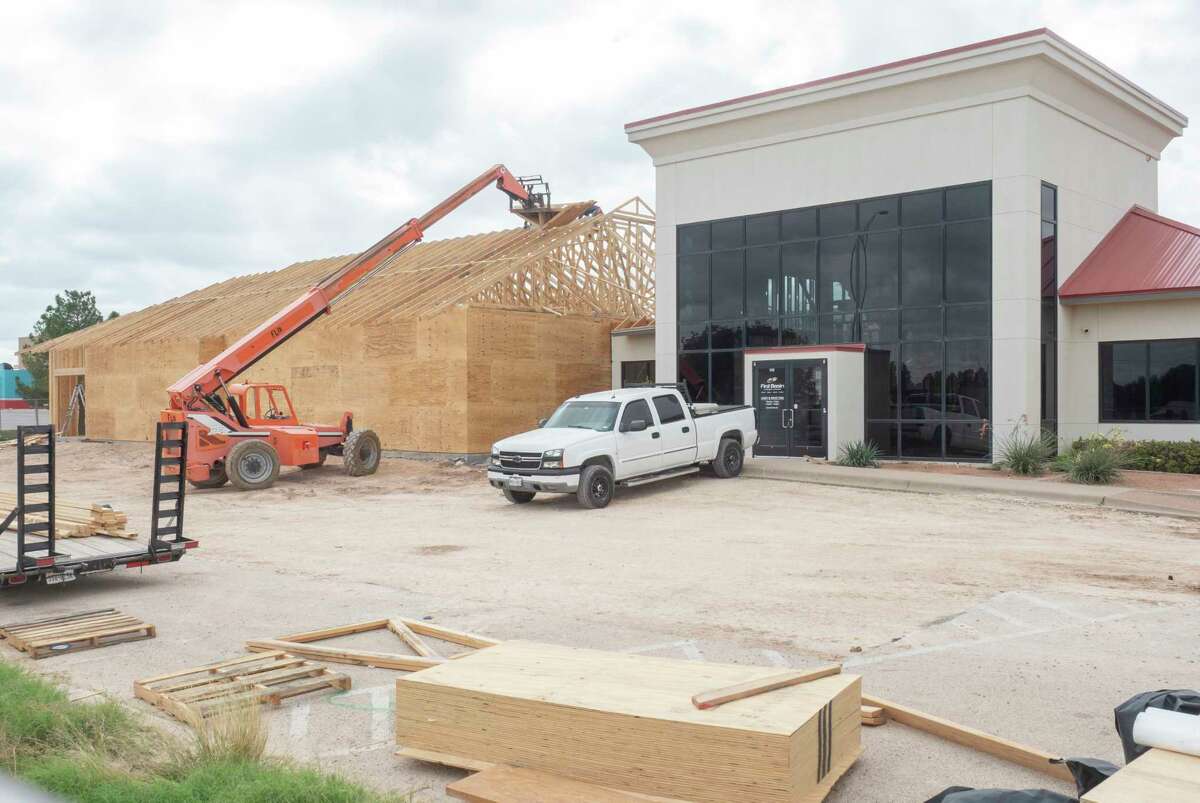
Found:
[651,431,660,439]
[682,426,690,433]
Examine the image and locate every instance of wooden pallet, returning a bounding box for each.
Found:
[134,651,351,729]
[0,608,155,659]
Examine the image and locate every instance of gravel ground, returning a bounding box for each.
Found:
[2,439,1197,801]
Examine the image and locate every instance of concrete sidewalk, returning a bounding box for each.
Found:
[744,457,1200,520]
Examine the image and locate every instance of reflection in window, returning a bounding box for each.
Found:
[710,251,744,319]
[1100,340,1199,422]
[678,353,708,403]
[620,361,655,388]
[711,352,744,405]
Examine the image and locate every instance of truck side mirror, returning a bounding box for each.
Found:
[537,418,548,428]
[625,419,648,432]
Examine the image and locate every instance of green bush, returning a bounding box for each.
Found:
[836,440,881,468]
[1066,445,1126,485]
[1121,439,1200,474]
[998,427,1055,475]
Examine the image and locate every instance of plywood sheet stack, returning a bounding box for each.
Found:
[395,640,861,803]
[0,493,135,539]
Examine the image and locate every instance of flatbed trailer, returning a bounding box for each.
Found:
[1,424,197,589]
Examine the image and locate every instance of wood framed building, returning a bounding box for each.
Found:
[35,198,654,454]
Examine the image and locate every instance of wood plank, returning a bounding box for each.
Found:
[1083,748,1200,802]
[388,618,441,657]
[860,704,887,726]
[399,618,500,649]
[447,765,660,803]
[861,694,1073,782]
[691,664,841,710]
[275,619,389,644]
[246,638,444,671]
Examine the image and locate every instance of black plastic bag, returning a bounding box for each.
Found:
[924,788,1075,803]
[1113,689,1200,762]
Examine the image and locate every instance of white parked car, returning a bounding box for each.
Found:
[488,385,758,508]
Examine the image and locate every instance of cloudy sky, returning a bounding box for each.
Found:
[2,1,1198,367]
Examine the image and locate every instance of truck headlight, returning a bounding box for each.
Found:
[542,448,563,469]
[490,446,501,465]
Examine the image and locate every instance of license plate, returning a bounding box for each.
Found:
[507,477,524,488]
[44,572,75,585]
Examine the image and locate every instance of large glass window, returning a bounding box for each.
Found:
[676,181,992,457]
[1041,183,1058,438]
[1100,340,1199,422]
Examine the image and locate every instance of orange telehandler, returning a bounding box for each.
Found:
[162,165,547,491]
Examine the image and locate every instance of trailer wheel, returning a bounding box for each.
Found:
[577,464,614,509]
[188,466,228,489]
[712,438,744,478]
[342,429,381,476]
[502,488,536,504]
[227,440,281,491]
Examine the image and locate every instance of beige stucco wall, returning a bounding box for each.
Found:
[1059,298,1200,443]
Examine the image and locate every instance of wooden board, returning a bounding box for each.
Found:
[448,765,672,803]
[691,665,841,709]
[134,650,350,729]
[1083,748,1200,802]
[395,640,861,803]
[862,694,1072,782]
[0,491,135,539]
[0,608,154,658]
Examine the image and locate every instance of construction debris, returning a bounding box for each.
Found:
[0,608,155,659]
[690,663,842,710]
[0,492,135,539]
[134,651,351,729]
[860,704,887,726]
[245,617,498,671]
[396,640,861,803]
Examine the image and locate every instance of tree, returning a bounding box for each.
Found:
[16,291,118,400]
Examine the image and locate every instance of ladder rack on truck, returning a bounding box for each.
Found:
[0,424,198,588]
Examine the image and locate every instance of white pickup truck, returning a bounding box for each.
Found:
[487,385,758,508]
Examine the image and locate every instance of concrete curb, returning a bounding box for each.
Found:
[742,461,1200,520]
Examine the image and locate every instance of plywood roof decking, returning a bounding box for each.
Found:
[36,198,655,352]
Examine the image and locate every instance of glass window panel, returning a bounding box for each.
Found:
[861,310,898,344]
[678,254,708,322]
[946,339,990,421]
[710,320,744,350]
[867,422,899,457]
[621,399,653,428]
[945,219,991,302]
[1041,221,1057,299]
[746,319,780,348]
[746,246,779,317]
[1149,341,1197,421]
[710,250,744,319]
[620,361,654,388]
[781,316,817,346]
[862,230,899,309]
[866,345,898,419]
[1041,296,1057,338]
[901,190,941,226]
[678,322,708,352]
[820,203,856,236]
[782,241,818,315]
[711,351,745,405]
[781,208,817,240]
[711,218,744,250]
[679,353,709,403]
[819,313,855,344]
[902,307,941,341]
[858,197,897,230]
[1041,184,1057,222]
[901,342,942,418]
[902,226,942,305]
[946,183,990,220]
[652,394,686,424]
[1100,342,1146,421]
[747,213,780,244]
[820,236,855,313]
[945,303,991,338]
[900,422,943,458]
[678,223,710,254]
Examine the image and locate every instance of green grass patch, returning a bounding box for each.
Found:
[0,430,14,442]
[0,662,409,803]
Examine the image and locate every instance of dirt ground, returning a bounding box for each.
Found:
[2,440,1198,801]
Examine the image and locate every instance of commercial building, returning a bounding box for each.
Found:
[0,364,33,409]
[626,28,1198,461]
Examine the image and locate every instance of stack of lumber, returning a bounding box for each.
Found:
[0,492,135,539]
[395,640,862,803]
[0,433,48,449]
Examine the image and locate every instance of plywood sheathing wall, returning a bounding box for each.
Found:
[38,198,654,453]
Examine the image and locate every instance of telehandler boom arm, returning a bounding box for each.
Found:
[167,165,536,408]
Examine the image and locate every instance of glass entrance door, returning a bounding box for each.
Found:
[751,359,828,458]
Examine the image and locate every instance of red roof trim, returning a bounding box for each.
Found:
[744,344,867,355]
[625,28,1051,131]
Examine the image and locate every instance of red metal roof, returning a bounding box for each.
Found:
[1059,206,1200,302]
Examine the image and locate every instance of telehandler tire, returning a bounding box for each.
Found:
[227,440,281,491]
[342,429,381,477]
[188,466,228,489]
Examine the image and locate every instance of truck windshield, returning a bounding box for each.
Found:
[544,401,620,432]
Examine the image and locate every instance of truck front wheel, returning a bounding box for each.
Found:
[577,464,614,509]
[503,488,536,504]
[712,438,744,478]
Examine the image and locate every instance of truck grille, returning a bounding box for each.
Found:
[498,451,542,470]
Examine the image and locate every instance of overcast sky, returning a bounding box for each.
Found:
[2,1,1199,368]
